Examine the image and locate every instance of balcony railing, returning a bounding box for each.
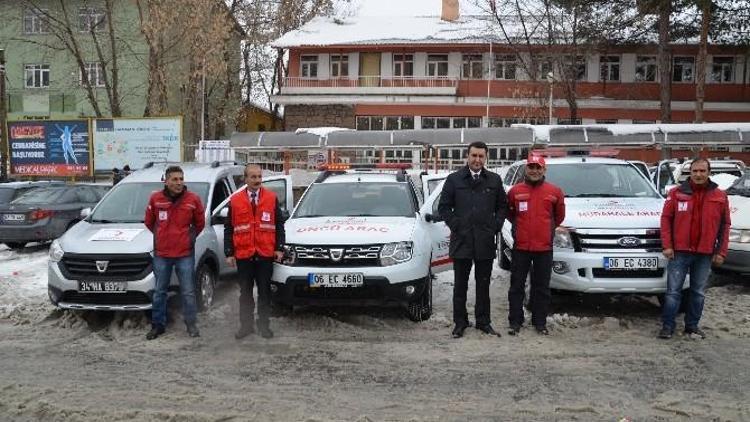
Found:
[281,76,458,95]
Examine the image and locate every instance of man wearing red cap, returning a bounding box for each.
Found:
[506,154,565,335]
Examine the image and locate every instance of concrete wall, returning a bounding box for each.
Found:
[284,104,356,131]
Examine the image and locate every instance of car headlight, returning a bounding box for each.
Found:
[553,227,574,249]
[380,241,413,266]
[729,229,750,243]
[49,239,64,262]
[281,244,297,265]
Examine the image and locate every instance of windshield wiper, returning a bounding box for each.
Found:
[89,219,115,223]
[568,193,625,198]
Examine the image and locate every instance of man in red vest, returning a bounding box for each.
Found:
[506,154,565,336]
[659,158,731,340]
[144,165,205,340]
[224,164,286,339]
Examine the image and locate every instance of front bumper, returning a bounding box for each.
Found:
[48,260,156,311]
[718,243,750,275]
[271,276,428,307]
[549,250,671,293]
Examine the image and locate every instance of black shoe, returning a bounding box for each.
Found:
[657,327,673,339]
[684,327,706,339]
[259,326,274,339]
[508,325,521,336]
[451,323,468,338]
[476,324,502,337]
[186,323,200,338]
[234,324,255,340]
[146,326,165,340]
[535,326,549,335]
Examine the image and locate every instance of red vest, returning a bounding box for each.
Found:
[230,187,277,259]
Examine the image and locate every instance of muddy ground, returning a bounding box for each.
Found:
[1,246,749,421]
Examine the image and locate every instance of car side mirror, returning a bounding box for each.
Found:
[425,212,442,223]
[80,207,91,219]
[211,207,229,225]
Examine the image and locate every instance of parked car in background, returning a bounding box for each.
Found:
[719,172,750,277]
[0,181,65,205]
[0,184,109,249]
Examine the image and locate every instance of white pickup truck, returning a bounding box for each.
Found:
[498,157,673,297]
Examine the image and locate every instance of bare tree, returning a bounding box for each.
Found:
[15,0,127,117]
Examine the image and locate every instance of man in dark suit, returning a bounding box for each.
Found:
[438,141,508,338]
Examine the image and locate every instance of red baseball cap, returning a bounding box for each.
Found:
[527,154,546,168]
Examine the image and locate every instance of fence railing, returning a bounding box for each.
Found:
[283,76,458,89]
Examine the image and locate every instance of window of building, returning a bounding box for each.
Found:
[673,57,694,82]
[632,119,656,124]
[79,7,106,32]
[595,119,618,124]
[426,54,449,77]
[495,54,517,80]
[635,56,657,82]
[421,117,451,129]
[538,57,553,80]
[25,64,50,88]
[489,117,548,127]
[600,55,620,81]
[393,54,414,77]
[562,55,587,81]
[357,116,415,131]
[330,54,349,78]
[711,57,734,83]
[80,62,105,87]
[300,55,318,78]
[557,118,582,125]
[462,54,483,79]
[23,8,49,34]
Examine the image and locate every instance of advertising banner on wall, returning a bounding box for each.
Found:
[93,117,181,171]
[195,140,235,163]
[8,120,91,176]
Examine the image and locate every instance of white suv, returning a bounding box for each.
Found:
[270,164,451,321]
[499,157,673,296]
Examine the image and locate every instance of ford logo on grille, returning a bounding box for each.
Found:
[617,236,641,247]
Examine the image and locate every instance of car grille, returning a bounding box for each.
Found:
[293,244,381,267]
[571,229,661,253]
[292,284,383,299]
[592,268,665,278]
[59,253,153,281]
[60,291,151,305]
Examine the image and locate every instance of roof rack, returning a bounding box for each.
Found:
[210,160,240,168]
[142,161,184,169]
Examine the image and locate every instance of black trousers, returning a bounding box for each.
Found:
[452,258,494,327]
[508,250,553,328]
[236,257,273,329]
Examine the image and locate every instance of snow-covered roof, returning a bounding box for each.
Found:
[295,127,355,137]
[516,123,750,144]
[273,15,503,48]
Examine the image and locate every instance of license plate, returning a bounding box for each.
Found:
[2,214,25,222]
[307,273,364,287]
[603,257,658,270]
[78,281,127,293]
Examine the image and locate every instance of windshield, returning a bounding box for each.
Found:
[726,173,750,197]
[89,182,209,223]
[294,182,416,218]
[11,186,74,204]
[546,163,660,198]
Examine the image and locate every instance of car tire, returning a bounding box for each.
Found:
[499,237,511,271]
[406,272,433,322]
[195,262,216,312]
[4,242,26,250]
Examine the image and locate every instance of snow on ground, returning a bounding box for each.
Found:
[1,243,750,420]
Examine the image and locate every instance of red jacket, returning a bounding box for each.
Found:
[229,187,278,259]
[144,188,205,258]
[661,180,731,257]
[507,179,566,252]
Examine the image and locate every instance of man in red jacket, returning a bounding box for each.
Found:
[144,165,205,340]
[224,164,286,340]
[659,158,731,340]
[506,154,565,335]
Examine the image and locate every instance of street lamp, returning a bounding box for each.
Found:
[546,71,554,124]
